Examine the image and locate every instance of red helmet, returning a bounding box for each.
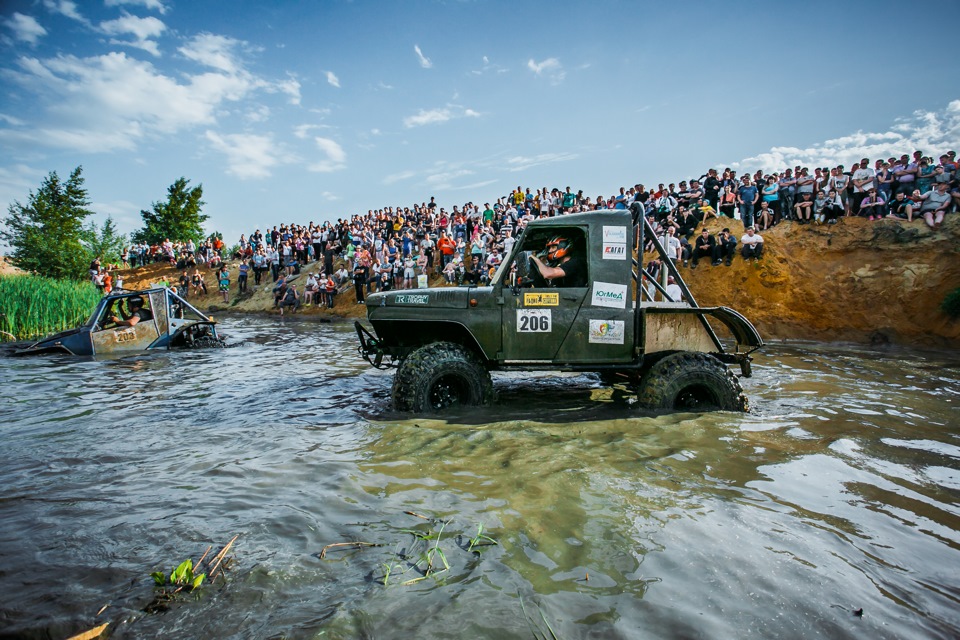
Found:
[545,236,572,261]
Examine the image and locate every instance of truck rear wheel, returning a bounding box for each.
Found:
[392,342,493,412]
[637,352,746,412]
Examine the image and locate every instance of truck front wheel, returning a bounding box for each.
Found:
[392,342,494,412]
[637,352,747,412]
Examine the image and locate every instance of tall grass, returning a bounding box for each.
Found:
[0,275,102,341]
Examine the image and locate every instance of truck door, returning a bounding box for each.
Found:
[501,286,588,362]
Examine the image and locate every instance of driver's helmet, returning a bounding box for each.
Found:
[545,236,572,262]
[128,295,145,308]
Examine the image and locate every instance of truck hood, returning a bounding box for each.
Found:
[367,287,475,310]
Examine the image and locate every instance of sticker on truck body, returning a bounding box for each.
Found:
[591,281,627,309]
[395,294,429,305]
[523,292,559,307]
[602,226,628,260]
[517,309,552,332]
[589,320,625,344]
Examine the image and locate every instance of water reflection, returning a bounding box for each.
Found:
[0,321,957,639]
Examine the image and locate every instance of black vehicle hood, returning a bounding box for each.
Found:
[367,287,472,310]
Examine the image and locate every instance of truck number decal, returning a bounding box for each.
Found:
[115,329,137,343]
[517,309,551,333]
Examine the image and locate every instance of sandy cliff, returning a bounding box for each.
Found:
[118,216,960,349]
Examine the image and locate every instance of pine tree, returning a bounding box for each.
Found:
[133,177,208,245]
[1,166,94,280]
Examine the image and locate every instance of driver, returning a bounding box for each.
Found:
[529,235,587,287]
[109,295,153,328]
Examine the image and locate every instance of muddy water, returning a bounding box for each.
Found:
[0,317,957,639]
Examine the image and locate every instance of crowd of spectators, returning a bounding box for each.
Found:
[132,149,959,308]
[233,149,958,305]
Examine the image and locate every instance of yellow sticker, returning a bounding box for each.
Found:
[524,292,559,307]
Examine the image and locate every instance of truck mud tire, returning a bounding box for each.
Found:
[392,342,493,412]
[637,352,746,412]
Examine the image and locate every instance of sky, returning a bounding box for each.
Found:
[1,0,959,245]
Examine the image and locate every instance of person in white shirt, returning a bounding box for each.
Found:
[740,227,764,261]
[664,276,684,303]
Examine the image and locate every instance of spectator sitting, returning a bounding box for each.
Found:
[794,192,815,224]
[279,283,299,315]
[303,273,320,306]
[858,187,887,220]
[916,182,951,229]
[691,228,721,268]
[888,191,916,222]
[272,274,288,308]
[717,228,737,266]
[740,227,764,261]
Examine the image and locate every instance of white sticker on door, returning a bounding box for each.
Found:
[591,281,627,308]
[603,226,627,243]
[517,309,552,332]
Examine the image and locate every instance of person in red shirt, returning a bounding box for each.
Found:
[437,231,456,269]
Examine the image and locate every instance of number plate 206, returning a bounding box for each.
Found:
[517,309,551,333]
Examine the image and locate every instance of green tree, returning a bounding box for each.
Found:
[133,177,208,245]
[83,216,127,265]
[0,166,94,280]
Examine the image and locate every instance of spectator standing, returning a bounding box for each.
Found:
[851,158,876,215]
[737,176,759,228]
[217,265,230,303]
[237,260,249,293]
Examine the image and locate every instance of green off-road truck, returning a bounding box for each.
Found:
[355,204,763,412]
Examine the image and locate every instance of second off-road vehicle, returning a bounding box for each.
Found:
[356,205,763,412]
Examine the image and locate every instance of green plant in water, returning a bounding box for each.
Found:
[943,287,960,318]
[466,523,499,553]
[151,558,206,591]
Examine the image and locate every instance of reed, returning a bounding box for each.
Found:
[0,275,102,341]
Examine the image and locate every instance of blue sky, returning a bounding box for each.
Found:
[2,0,959,244]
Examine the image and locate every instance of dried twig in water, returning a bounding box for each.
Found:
[207,534,239,580]
[193,545,213,572]
[95,604,109,616]
[318,541,381,559]
[404,511,430,520]
[66,623,109,640]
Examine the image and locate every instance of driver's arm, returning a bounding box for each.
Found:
[530,255,567,281]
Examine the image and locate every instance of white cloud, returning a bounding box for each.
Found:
[269,75,301,105]
[42,1,88,24]
[104,0,168,14]
[403,105,480,128]
[414,44,432,69]
[205,131,282,179]
[99,13,166,57]
[527,57,565,84]
[383,169,416,185]
[320,191,340,201]
[0,51,260,153]
[5,13,47,45]
[377,81,394,90]
[505,152,578,171]
[179,33,244,74]
[426,169,474,185]
[308,137,346,173]
[325,70,340,88]
[733,100,960,173]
